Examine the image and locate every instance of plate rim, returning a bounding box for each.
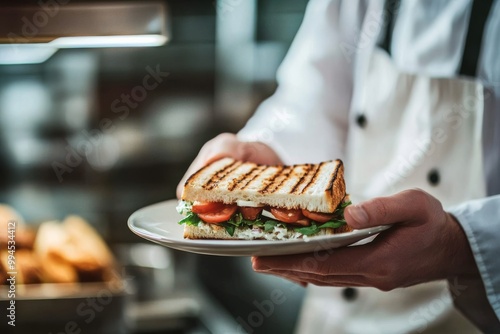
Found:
[128,199,390,255]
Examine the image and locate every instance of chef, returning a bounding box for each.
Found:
[178,0,500,332]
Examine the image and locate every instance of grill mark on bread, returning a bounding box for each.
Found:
[184,163,212,187]
[203,160,240,190]
[292,164,319,194]
[227,165,258,191]
[290,165,311,194]
[264,166,294,194]
[301,162,326,194]
[326,160,342,191]
[270,166,294,193]
[259,166,284,193]
[239,165,267,190]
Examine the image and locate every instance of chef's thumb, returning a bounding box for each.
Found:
[345,189,434,229]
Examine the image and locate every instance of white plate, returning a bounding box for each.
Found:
[128,200,390,257]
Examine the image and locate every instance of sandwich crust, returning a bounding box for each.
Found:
[182,158,346,213]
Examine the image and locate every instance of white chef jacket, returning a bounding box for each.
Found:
[238,0,500,330]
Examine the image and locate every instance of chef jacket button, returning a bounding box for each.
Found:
[356,114,367,128]
[428,169,440,186]
[342,287,358,301]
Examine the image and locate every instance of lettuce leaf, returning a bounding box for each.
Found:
[223,224,236,236]
[264,220,278,232]
[294,219,347,236]
[222,215,269,236]
[318,220,346,229]
[294,224,319,236]
[178,212,201,226]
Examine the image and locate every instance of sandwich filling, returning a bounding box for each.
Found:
[177,198,351,238]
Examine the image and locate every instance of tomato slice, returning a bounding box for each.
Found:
[197,204,238,224]
[239,207,263,220]
[301,209,334,223]
[192,201,227,214]
[295,218,311,226]
[270,208,303,223]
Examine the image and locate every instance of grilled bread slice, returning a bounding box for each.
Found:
[181,158,346,213]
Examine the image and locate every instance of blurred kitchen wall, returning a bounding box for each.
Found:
[0,0,308,240]
[0,1,308,333]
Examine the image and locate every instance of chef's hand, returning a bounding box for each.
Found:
[252,189,479,290]
[176,133,282,198]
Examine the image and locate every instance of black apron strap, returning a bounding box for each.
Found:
[378,0,401,55]
[379,0,493,78]
[458,0,494,77]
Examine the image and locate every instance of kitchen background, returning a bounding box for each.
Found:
[0,0,309,333]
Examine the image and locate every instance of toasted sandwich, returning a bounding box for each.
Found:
[177,158,352,240]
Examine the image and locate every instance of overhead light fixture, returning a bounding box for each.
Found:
[0,1,169,65]
[50,35,168,48]
[0,44,58,65]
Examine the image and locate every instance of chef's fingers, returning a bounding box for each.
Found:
[252,242,377,276]
[276,275,308,288]
[251,258,307,287]
[261,270,368,287]
[266,269,404,291]
[345,188,441,229]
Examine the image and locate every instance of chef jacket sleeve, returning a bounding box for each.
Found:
[449,195,500,328]
[237,0,363,165]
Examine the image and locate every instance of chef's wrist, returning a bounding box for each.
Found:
[444,212,479,279]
